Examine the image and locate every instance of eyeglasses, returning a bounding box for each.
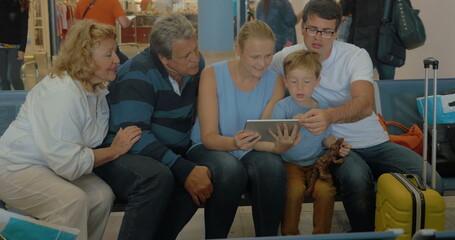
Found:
[304,26,336,38]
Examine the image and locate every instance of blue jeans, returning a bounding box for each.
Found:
[330,141,444,232]
[376,63,396,80]
[187,145,286,238]
[94,153,198,240]
[0,48,24,90]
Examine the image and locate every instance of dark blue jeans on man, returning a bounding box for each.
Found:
[187,145,286,239]
[330,140,444,232]
[0,48,24,90]
[376,63,396,80]
[94,153,197,240]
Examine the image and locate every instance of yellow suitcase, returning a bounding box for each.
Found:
[375,173,445,240]
[376,58,447,240]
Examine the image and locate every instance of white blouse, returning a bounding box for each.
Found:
[0,73,109,181]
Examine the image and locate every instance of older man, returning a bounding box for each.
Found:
[269,0,443,232]
[94,13,212,240]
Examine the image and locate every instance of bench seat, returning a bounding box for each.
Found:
[1,78,454,212]
[374,78,455,192]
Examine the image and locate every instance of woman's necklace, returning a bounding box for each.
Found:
[235,61,241,82]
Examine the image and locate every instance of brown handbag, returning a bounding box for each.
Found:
[377,113,423,155]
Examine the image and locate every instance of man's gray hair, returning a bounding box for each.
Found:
[149,13,196,59]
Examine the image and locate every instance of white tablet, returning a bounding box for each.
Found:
[244,119,301,142]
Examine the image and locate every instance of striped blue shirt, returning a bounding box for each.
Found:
[104,48,205,184]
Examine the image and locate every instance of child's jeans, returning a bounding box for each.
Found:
[281,161,336,235]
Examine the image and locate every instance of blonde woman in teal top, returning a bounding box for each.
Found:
[188,20,289,238]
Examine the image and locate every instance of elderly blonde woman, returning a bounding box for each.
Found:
[0,20,141,240]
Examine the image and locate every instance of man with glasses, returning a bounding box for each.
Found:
[270,0,443,233]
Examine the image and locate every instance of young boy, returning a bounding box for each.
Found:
[254,50,351,235]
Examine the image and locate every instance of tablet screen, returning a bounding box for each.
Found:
[244,119,300,142]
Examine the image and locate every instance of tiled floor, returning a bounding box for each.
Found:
[101,196,455,239]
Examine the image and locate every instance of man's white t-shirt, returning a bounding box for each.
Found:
[270,40,389,148]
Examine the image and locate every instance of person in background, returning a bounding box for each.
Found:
[94,13,212,240]
[152,0,173,14]
[74,0,132,64]
[340,0,396,80]
[270,0,443,232]
[255,50,351,235]
[256,0,301,52]
[187,20,286,238]
[247,1,256,21]
[0,0,29,90]
[0,20,140,240]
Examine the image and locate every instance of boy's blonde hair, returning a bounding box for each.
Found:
[235,20,276,51]
[283,50,321,78]
[51,20,117,93]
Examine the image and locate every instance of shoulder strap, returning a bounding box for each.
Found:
[82,0,96,18]
[384,121,410,132]
[381,0,393,22]
[377,113,410,133]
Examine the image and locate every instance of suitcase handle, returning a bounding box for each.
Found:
[423,57,439,189]
[424,57,439,69]
[405,174,427,190]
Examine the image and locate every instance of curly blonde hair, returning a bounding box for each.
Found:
[51,20,117,92]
